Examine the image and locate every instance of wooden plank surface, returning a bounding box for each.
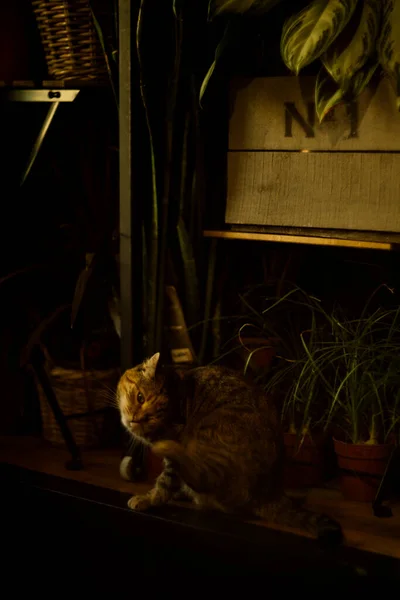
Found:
[203,230,393,250]
[226,151,400,232]
[229,76,400,151]
[0,435,151,496]
[231,224,400,244]
[1,436,399,559]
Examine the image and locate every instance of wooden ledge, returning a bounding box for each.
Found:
[204,230,396,251]
[1,436,399,563]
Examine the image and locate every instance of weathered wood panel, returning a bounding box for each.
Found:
[226,152,400,232]
[229,76,400,151]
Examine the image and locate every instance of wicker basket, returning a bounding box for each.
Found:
[37,361,120,448]
[31,0,109,82]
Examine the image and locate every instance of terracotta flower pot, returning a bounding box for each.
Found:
[283,432,326,489]
[333,438,394,502]
[240,337,276,369]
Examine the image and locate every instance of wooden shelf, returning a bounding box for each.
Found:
[0,80,107,89]
[1,436,399,561]
[204,229,397,251]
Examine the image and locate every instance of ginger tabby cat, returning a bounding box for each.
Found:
[117,352,342,546]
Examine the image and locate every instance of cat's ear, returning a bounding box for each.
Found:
[142,352,160,380]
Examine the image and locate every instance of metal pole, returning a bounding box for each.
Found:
[118,1,147,481]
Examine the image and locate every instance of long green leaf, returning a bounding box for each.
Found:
[71,253,96,329]
[315,67,345,122]
[202,1,283,101]
[349,56,379,96]
[141,221,148,341]
[0,264,45,287]
[378,0,400,110]
[243,343,274,375]
[90,3,118,109]
[199,239,218,363]
[315,57,378,123]
[108,286,121,338]
[177,217,200,326]
[281,0,358,75]
[154,9,184,353]
[200,18,242,105]
[208,0,281,19]
[322,0,381,88]
[136,0,159,354]
[173,0,181,18]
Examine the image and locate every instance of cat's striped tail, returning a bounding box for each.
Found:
[255,496,343,547]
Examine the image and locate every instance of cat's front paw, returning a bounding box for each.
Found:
[127,494,152,511]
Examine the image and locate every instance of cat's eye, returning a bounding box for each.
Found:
[137,392,144,405]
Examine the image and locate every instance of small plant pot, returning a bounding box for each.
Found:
[333,438,394,502]
[283,432,326,489]
[239,337,276,370]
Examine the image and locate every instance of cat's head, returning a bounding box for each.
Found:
[117,353,169,443]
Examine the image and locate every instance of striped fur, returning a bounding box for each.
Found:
[118,355,342,545]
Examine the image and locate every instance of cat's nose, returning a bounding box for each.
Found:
[130,415,149,424]
[130,415,150,425]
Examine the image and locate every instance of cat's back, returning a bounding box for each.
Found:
[180,365,282,475]
[183,364,275,417]
[187,364,252,395]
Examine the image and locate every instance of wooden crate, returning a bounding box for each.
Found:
[226,76,400,232]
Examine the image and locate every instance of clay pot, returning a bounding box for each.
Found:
[283,432,326,489]
[333,438,394,502]
[240,337,276,370]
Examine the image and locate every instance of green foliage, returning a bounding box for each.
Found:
[214,283,400,445]
[280,0,358,75]
[317,291,400,444]
[378,0,400,111]
[90,0,119,109]
[136,1,203,358]
[208,0,282,19]
[322,0,381,87]
[202,0,400,119]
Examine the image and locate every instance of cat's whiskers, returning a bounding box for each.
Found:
[95,390,119,408]
[97,379,120,395]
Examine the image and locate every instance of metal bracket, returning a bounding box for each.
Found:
[1,88,80,186]
[3,89,79,102]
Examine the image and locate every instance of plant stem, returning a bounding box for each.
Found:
[136,0,159,355]
[199,238,217,364]
[366,413,378,445]
[154,8,183,353]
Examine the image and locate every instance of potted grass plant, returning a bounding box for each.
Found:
[235,322,276,373]
[236,286,315,377]
[262,285,400,497]
[265,315,333,488]
[320,299,400,502]
[237,286,332,488]
[281,338,334,489]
